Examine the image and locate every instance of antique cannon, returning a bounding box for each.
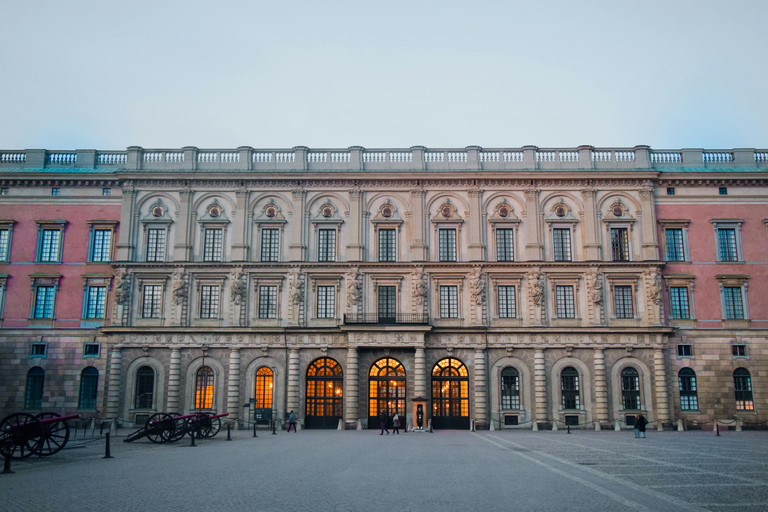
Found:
[124,412,228,443]
[0,412,80,460]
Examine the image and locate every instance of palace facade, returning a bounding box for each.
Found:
[1,145,766,430]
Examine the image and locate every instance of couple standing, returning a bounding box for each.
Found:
[379,410,401,435]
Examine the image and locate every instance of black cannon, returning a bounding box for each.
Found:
[0,412,80,460]
[124,412,228,443]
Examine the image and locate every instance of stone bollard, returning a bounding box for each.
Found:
[297,420,302,432]
[736,420,742,432]
[656,421,664,431]
[552,421,557,431]
[532,421,538,431]
[356,419,363,431]
[489,419,495,431]
[677,419,684,432]
[595,421,601,431]
[337,419,343,431]
[614,420,621,432]
[427,419,432,433]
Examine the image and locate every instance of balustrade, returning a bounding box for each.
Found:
[703,151,733,163]
[253,152,272,163]
[651,151,682,164]
[97,153,127,165]
[1,152,26,163]
[48,153,76,164]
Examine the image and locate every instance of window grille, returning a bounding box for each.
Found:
[203,228,223,261]
[78,367,99,409]
[734,368,753,410]
[610,228,629,261]
[670,287,690,319]
[553,228,571,261]
[39,229,61,262]
[24,367,45,409]
[438,228,457,262]
[135,366,155,409]
[717,228,738,261]
[142,285,162,318]
[91,230,112,262]
[439,285,458,318]
[665,229,685,261]
[85,286,106,318]
[318,229,336,262]
[678,368,698,410]
[723,287,744,319]
[561,367,580,409]
[200,285,220,318]
[258,285,277,319]
[614,286,634,319]
[378,229,396,262]
[501,367,520,409]
[146,228,166,262]
[555,285,575,318]
[496,228,514,261]
[498,285,516,318]
[33,286,55,318]
[621,368,641,410]
[317,286,335,318]
[260,229,279,262]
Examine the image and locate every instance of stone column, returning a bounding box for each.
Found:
[167,347,182,413]
[593,348,608,423]
[287,348,301,413]
[227,348,241,425]
[473,349,487,424]
[173,189,193,261]
[409,190,427,261]
[289,189,307,261]
[345,348,359,422]
[653,347,670,429]
[534,349,547,424]
[639,184,659,261]
[105,347,122,418]
[414,348,427,398]
[231,189,248,261]
[468,189,484,261]
[116,189,137,261]
[347,189,363,261]
[524,188,542,260]
[581,188,600,260]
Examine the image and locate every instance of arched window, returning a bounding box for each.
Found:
[621,367,641,410]
[134,366,155,409]
[431,358,469,429]
[255,367,274,409]
[78,367,99,409]
[24,367,45,409]
[501,367,520,410]
[368,358,406,429]
[305,357,343,429]
[561,367,580,410]
[195,366,214,409]
[734,368,754,410]
[678,368,698,410]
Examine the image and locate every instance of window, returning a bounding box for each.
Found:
[666,187,675,196]
[670,287,691,319]
[621,368,641,410]
[30,343,47,357]
[610,228,629,261]
[553,228,572,261]
[33,286,56,318]
[555,285,575,319]
[39,229,61,262]
[497,285,516,318]
[496,228,514,262]
[0,188,8,195]
[254,367,273,409]
[0,228,10,261]
[665,229,686,261]
[146,228,167,262]
[51,188,60,196]
[678,368,698,410]
[200,285,220,319]
[723,287,745,319]
[203,228,223,262]
[135,366,155,409]
[317,286,335,319]
[438,228,457,262]
[85,286,106,318]
[439,285,458,318]
[142,285,162,318]
[732,344,747,357]
[677,344,692,357]
[258,285,277,319]
[501,367,520,410]
[102,188,111,196]
[561,367,580,409]
[90,229,112,262]
[83,343,100,357]
[378,229,396,262]
[24,367,44,409]
[195,366,214,409]
[716,226,740,261]
[78,367,99,409]
[734,368,753,410]
[614,285,634,319]
[719,187,728,195]
[260,229,280,262]
[378,286,396,321]
[318,229,336,262]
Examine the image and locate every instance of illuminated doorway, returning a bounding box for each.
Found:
[305,357,343,429]
[368,357,406,429]
[431,358,469,429]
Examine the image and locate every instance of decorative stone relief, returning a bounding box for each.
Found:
[469,268,485,306]
[288,269,304,305]
[345,270,362,311]
[412,268,428,308]
[171,267,188,305]
[114,268,130,305]
[229,268,246,305]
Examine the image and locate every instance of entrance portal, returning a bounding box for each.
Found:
[431,358,470,429]
[368,357,406,429]
[305,357,343,429]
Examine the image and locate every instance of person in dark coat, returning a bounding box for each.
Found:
[392,411,401,435]
[635,414,648,438]
[287,410,297,433]
[379,409,389,435]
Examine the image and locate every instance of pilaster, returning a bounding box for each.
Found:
[581,188,600,260]
[654,348,670,428]
[289,189,306,261]
[173,189,193,261]
[347,189,363,261]
[167,347,182,413]
[468,189,484,261]
[593,348,608,422]
[227,348,241,425]
[409,189,427,261]
[639,184,659,260]
[105,348,122,418]
[287,348,301,412]
[345,347,359,422]
[534,349,547,423]
[473,349,487,424]
[116,188,137,261]
[231,189,249,261]
[524,188,542,260]
[414,347,426,398]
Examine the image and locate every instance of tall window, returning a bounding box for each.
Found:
[716,228,739,261]
[134,366,155,409]
[0,229,10,261]
[200,285,220,319]
[39,229,61,262]
[305,358,343,427]
[378,229,396,262]
[440,285,458,318]
[678,368,698,410]
[318,229,336,262]
[78,367,99,409]
[90,230,112,262]
[431,358,469,423]
[614,286,634,319]
[498,285,516,318]
[561,367,580,409]
[621,368,641,410]
[254,367,273,409]
[369,358,406,422]
[203,228,223,261]
[501,367,520,410]
[496,228,514,262]
[85,286,106,318]
[378,286,396,321]
[553,228,572,261]
[555,285,575,319]
[142,285,162,318]
[438,228,457,262]
[610,228,629,261]
[195,366,214,409]
[734,368,754,410]
[260,229,279,262]
[317,286,335,319]
[146,228,166,262]
[24,367,45,409]
[665,228,685,261]
[723,287,745,319]
[258,285,277,319]
[670,287,691,319]
[33,286,56,318]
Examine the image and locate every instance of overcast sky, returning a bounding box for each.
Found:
[1,0,766,151]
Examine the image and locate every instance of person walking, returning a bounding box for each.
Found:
[379,409,389,435]
[635,413,648,439]
[392,412,400,435]
[287,410,297,433]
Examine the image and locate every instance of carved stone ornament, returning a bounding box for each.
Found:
[469,268,485,305]
[345,271,362,306]
[229,269,246,305]
[589,269,603,305]
[288,270,304,305]
[412,269,428,306]
[528,272,544,306]
[171,267,188,305]
[647,268,663,305]
[114,268,131,305]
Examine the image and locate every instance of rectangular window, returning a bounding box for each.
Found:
[717,228,739,261]
[438,228,457,262]
[439,285,458,318]
[146,228,166,262]
[316,286,335,319]
[670,287,690,319]
[723,287,744,319]
[142,285,162,318]
[719,187,728,195]
[318,229,336,262]
[33,286,56,318]
[496,229,514,262]
[260,229,280,262]
[610,228,629,261]
[665,229,686,261]
[497,285,516,318]
[203,228,223,262]
[0,229,9,261]
[39,229,61,262]
[614,286,634,319]
[85,286,106,318]
[51,188,60,196]
[30,343,47,357]
[732,344,747,357]
[83,343,100,357]
[378,286,396,321]
[666,187,675,196]
[378,229,396,262]
[24,370,44,409]
[679,376,698,410]
[555,285,575,319]
[102,188,111,196]
[553,228,572,261]
[677,344,692,357]
[90,230,112,262]
[200,285,220,319]
[258,285,277,319]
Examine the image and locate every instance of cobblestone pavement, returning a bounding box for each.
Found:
[1,427,767,512]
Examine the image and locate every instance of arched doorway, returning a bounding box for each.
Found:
[305,357,343,429]
[368,358,406,429]
[431,358,469,429]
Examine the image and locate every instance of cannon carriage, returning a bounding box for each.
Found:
[124,412,228,443]
[0,412,80,460]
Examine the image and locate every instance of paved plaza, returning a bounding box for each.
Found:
[1,427,768,511]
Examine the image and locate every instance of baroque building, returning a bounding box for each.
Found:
[0,145,766,431]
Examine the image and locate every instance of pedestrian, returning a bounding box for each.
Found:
[379,409,389,435]
[287,410,297,433]
[635,413,648,439]
[392,412,400,435]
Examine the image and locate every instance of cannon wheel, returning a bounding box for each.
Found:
[163,417,188,443]
[196,413,221,438]
[0,413,43,460]
[146,413,173,444]
[34,412,70,456]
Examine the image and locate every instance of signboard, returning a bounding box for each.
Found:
[253,408,273,423]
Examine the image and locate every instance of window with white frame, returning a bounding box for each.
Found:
[712,220,743,262]
[561,367,580,409]
[438,228,457,262]
[258,285,277,319]
[669,286,691,319]
[552,228,572,261]
[614,285,634,319]
[723,287,745,319]
[199,285,220,319]
[501,367,520,410]
[260,229,280,262]
[665,228,686,261]
[316,285,335,319]
[439,285,458,318]
[142,285,162,318]
[678,368,698,410]
[87,221,118,263]
[610,228,630,261]
[84,285,106,318]
[378,229,396,262]
[0,221,14,262]
[555,285,575,318]
[496,228,514,262]
[318,229,336,262]
[37,222,66,262]
[32,285,56,319]
[621,367,641,410]
[146,228,167,262]
[497,285,516,318]
[203,228,223,262]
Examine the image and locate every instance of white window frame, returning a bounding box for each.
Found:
[202,227,224,262]
[82,275,111,320]
[29,275,61,320]
[711,219,744,262]
[36,221,67,263]
[431,273,464,323]
[0,220,16,262]
[87,221,118,263]
[605,275,640,324]
[716,274,749,325]
[659,220,690,262]
[252,275,283,326]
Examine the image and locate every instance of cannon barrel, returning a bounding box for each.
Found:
[38,414,79,424]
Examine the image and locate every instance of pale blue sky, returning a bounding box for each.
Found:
[1,0,766,150]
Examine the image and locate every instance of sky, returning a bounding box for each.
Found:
[1,0,766,151]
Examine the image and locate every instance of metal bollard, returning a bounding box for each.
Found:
[2,441,13,474]
[716,424,720,436]
[103,433,114,459]
[226,424,232,441]
[253,422,257,437]
[272,420,276,435]
[567,424,571,434]
[190,432,196,447]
